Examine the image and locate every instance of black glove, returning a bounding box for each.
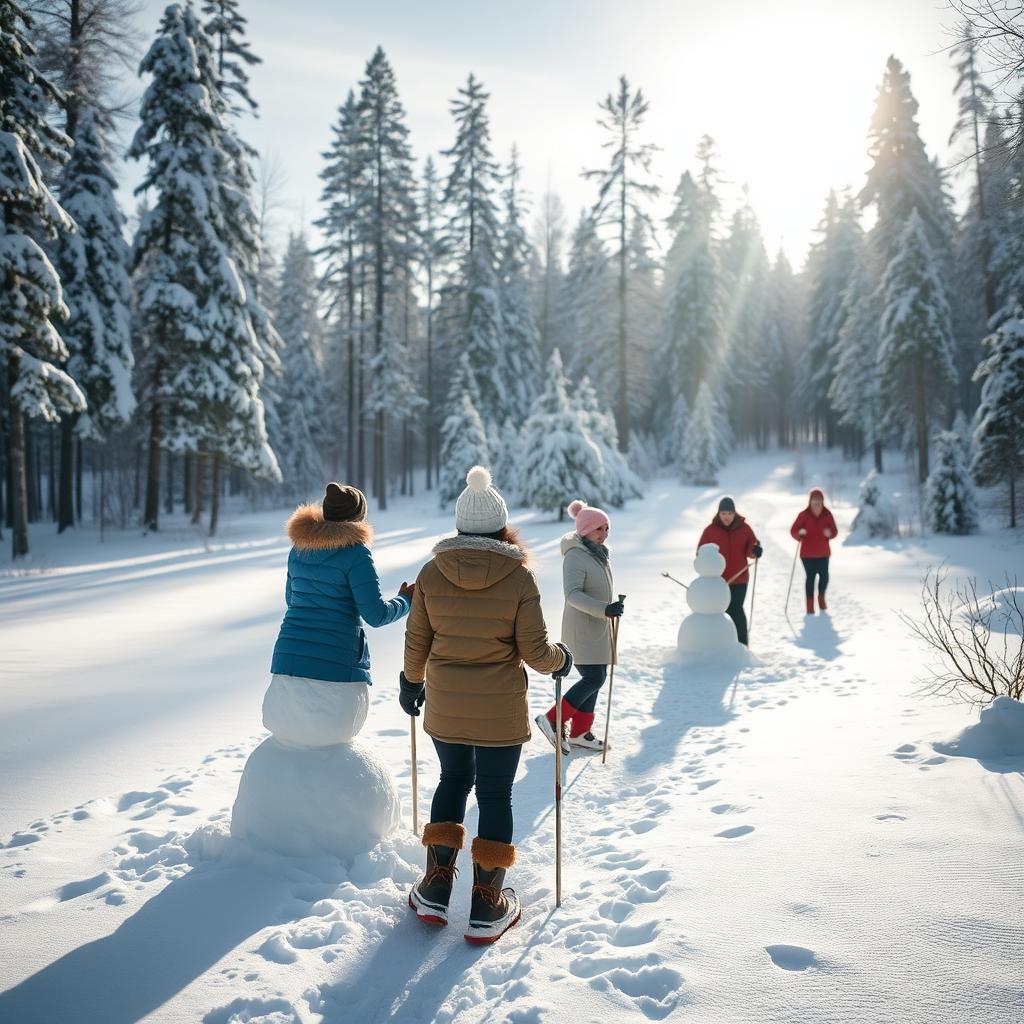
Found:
[398,671,425,716]
[752,544,763,559]
[605,601,625,618]
[553,642,574,680]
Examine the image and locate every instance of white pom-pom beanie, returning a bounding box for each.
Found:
[455,466,509,534]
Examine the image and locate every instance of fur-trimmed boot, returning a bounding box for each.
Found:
[818,591,828,612]
[409,822,465,926]
[464,837,521,944]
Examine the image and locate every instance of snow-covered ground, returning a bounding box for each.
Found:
[2,451,1022,1023]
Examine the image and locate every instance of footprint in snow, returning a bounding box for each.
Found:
[765,944,820,971]
[715,825,755,839]
[875,813,907,822]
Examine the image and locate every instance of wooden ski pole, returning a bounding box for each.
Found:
[748,557,759,639]
[601,594,626,766]
[725,562,755,586]
[410,715,419,836]
[784,537,800,628]
[554,668,564,908]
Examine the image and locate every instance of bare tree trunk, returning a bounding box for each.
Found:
[47,422,56,520]
[192,452,205,525]
[357,274,366,493]
[915,357,929,484]
[183,450,192,515]
[209,452,221,536]
[143,394,162,532]
[75,437,83,522]
[164,449,174,515]
[26,417,41,524]
[874,440,884,474]
[617,156,629,452]
[8,356,30,557]
[57,416,76,531]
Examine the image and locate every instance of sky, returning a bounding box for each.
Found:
[122,0,973,271]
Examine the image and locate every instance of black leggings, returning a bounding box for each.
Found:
[429,739,522,844]
[562,664,608,714]
[802,557,830,599]
[727,583,748,645]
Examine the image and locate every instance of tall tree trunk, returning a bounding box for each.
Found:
[75,437,83,522]
[164,450,174,515]
[57,414,76,533]
[3,399,14,530]
[1010,467,1017,530]
[25,417,40,524]
[357,275,366,493]
[8,357,29,558]
[47,423,56,520]
[99,444,106,541]
[0,398,6,541]
[874,440,884,474]
[915,357,929,484]
[209,452,221,536]
[407,417,414,497]
[133,440,142,509]
[143,395,162,531]
[617,157,629,452]
[183,450,192,515]
[192,452,205,525]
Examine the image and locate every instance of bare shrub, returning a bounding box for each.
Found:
[900,568,1024,705]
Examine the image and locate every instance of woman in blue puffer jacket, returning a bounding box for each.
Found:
[266,483,412,742]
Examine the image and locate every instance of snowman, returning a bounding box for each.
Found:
[676,543,747,657]
[230,675,401,860]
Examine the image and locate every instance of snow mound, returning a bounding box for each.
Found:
[957,587,1024,637]
[231,739,401,860]
[262,676,369,747]
[933,697,1024,762]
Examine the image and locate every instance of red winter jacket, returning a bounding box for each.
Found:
[698,515,759,585]
[790,493,838,559]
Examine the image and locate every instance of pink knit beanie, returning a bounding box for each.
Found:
[568,499,610,537]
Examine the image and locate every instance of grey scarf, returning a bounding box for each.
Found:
[581,536,610,565]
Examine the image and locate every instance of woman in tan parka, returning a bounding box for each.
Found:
[401,467,571,944]
[536,499,624,754]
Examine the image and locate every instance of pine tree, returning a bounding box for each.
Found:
[682,381,727,486]
[441,74,506,423]
[532,190,566,365]
[662,393,689,470]
[53,107,133,444]
[583,76,660,449]
[849,469,897,540]
[574,374,642,506]
[559,209,613,383]
[438,391,490,505]
[624,214,659,427]
[419,155,446,490]
[1,0,84,558]
[877,209,957,483]
[971,301,1024,527]
[269,231,327,493]
[201,0,261,114]
[520,352,604,518]
[758,250,801,448]
[490,416,523,505]
[925,429,979,534]
[129,4,278,533]
[497,146,541,421]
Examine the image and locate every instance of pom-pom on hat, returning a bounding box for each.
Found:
[323,482,367,522]
[568,499,610,538]
[455,466,509,534]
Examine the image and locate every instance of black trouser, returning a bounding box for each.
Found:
[727,583,748,645]
[802,557,830,599]
[430,739,522,844]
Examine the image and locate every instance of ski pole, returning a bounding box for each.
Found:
[602,594,626,766]
[554,667,564,908]
[725,562,755,586]
[410,715,419,836]
[748,557,759,640]
[661,571,689,590]
[784,537,800,625]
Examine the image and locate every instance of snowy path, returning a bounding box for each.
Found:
[2,453,1022,1023]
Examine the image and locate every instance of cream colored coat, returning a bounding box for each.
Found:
[560,532,615,665]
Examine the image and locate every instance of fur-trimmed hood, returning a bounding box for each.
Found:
[431,534,529,591]
[286,503,373,551]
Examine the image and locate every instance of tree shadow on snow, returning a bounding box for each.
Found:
[0,859,280,1024]
[624,659,740,774]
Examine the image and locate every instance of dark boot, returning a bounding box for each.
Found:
[805,595,815,615]
[409,822,464,926]
[818,591,828,612]
[464,837,521,944]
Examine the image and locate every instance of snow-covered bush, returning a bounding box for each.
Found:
[574,376,642,507]
[902,571,1023,705]
[490,417,523,505]
[924,430,979,535]
[628,431,658,482]
[849,469,898,540]
[682,381,728,485]
[438,392,490,505]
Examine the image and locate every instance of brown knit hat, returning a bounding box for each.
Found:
[323,482,367,522]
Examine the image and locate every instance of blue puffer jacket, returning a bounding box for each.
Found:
[270,505,410,683]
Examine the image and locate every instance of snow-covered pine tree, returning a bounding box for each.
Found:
[925,429,979,535]
[627,430,657,481]
[624,214,659,428]
[419,155,446,490]
[497,145,541,421]
[877,209,957,483]
[849,468,897,540]
[129,3,278,533]
[0,0,84,558]
[583,76,660,449]
[269,231,327,494]
[446,351,482,414]
[317,90,367,487]
[559,209,613,384]
[682,381,727,486]
[661,393,689,470]
[520,352,603,518]
[574,374,641,506]
[441,74,506,424]
[53,107,133,445]
[201,0,261,114]
[661,169,723,407]
[490,416,523,505]
[829,246,885,469]
[971,301,1024,527]
[802,189,862,446]
[356,46,418,509]
[438,391,490,506]
[531,190,566,366]
[758,250,800,448]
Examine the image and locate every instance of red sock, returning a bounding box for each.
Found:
[569,710,595,737]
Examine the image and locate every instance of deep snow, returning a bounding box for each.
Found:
[1,451,1022,1023]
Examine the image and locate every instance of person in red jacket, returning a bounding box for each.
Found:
[790,488,838,615]
[697,497,762,645]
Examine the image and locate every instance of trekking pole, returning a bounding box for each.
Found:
[748,558,759,640]
[601,594,626,766]
[784,538,800,627]
[725,562,755,586]
[410,715,419,836]
[553,666,564,908]
[661,571,689,590]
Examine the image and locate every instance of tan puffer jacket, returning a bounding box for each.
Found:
[560,532,615,665]
[404,535,566,747]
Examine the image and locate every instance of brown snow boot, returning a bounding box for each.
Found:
[818,591,828,612]
[805,595,815,615]
[409,822,464,926]
[464,838,521,944]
